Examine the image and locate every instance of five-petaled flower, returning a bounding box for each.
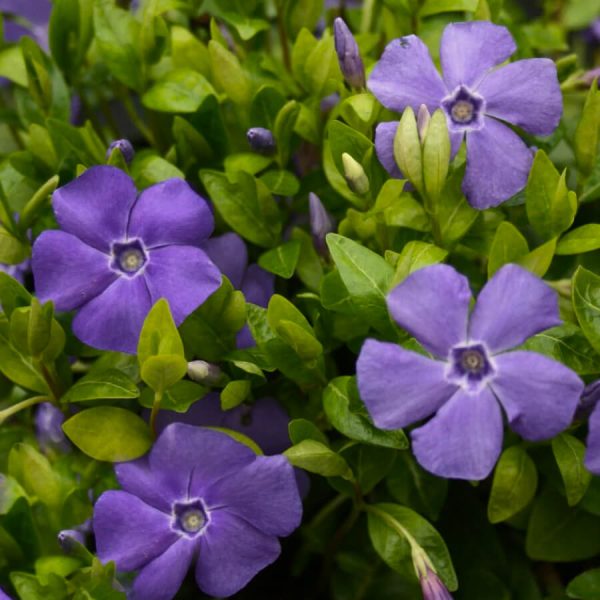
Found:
[368,21,562,209]
[32,166,221,354]
[93,424,302,600]
[357,264,583,480]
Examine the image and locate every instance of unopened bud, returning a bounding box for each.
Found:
[35,403,70,454]
[187,360,223,385]
[417,104,431,143]
[394,107,424,194]
[247,127,276,155]
[58,529,86,553]
[342,153,370,195]
[419,566,453,600]
[334,18,366,90]
[309,192,334,256]
[106,139,134,165]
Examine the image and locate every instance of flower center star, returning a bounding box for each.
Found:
[111,239,147,276]
[441,85,486,132]
[172,499,209,538]
[447,343,495,391]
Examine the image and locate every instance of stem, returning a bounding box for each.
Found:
[0,395,49,424]
[149,389,163,437]
[36,359,63,401]
[360,0,376,33]
[275,0,291,72]
[119,90,157,147]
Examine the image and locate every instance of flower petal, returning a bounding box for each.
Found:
[72,275,152,353]
[144,245,221,325]
[469,264,560,353]
[93,490,176,572]
[411,386,503,480]
[357,339,457,429]
[201,232,247,289]
[440,21,516,90]
[478,59,562,136]
[491,351,582,441]
[585,404,600,475]
[367,36,447,113]
[242,264,274,307]
[52,166,136,253]
[387,264,472,358]
[196,511,281,598]
[127,178,214,248]
[131,538,196,600]
[32,230,116,311]
[205,455,302,537]
[374,121,403,178]
[149,424,256,501]
[463,117,533,209]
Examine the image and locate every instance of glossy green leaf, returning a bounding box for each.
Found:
[62,369,139,403]
[552,433,592,507]
[284,439,352,478]
[573,267,600,355]
[258,240,301,279]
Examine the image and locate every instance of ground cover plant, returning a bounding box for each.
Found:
[3,0,600,598]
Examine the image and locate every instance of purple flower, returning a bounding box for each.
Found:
[420,566,453,599]
[202,232,274,349]
[309,192,334,257]
[35,402,70,453]
[334,17,365,89]
[584,381,600,474]
[93,424,302,600]
[0,259,29,285]
[155,393,292,456]
[0,0,52,50]
[368,21,562,209]
[357,264,583,480]
[0,587,11,600]
[106,139,135,164]
[32,166,221,354]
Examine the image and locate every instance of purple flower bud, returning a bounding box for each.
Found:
[334,18,365,89]
[309,193,334,256]
[106,139,135,164]
[420,566,453,600]
[417,104,431,143]
[247,127,276,155]
[187,360,224,385]
[35,402,70,454]
[57,529,86,553]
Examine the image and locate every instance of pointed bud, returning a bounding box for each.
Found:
[309,192,334,256]
[417,104,431,143]
[35,402,70,453]
[247,127,276,155]
[422,109,451,202]
[106,139,134,165]
[187,360,223,386]
[342,153,370,195]
[334,18,366,89]
[419,566,453,600]
[394,107,424,194]
[57,529,86,553]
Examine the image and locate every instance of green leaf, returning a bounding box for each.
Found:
[142,69,216,113]
[267,294,313,333]
[288,418,327,445]
[208,40,252,106]
[62,369,139,403]
[567,568,600,599]
[250,85,286,130]
[437,165,478,245]
[290,227,324,292]
[62,407,152,462]
[284,439,352,478]
[326,233,393,332]
[552,433,592,507]
[275,320,323,361]
[574,79,600,176]
[200,169,281,248]
[367,503,458,591]
[137,298,185,365]
[394,107,423,194]
[139,380,206,413]
[488,446,538,524]
[487,222,528,278]
[274,100,300,166]
[220,380,251,410]
[526,150,577,241]
[303,32,342,98]
[526,488,600,561]
[389,241,447,287]
[258,240,301,279]
[131,152,184,188]
[0,271,31,316]
[140,355,188,394]
[573,266,600,355]
[420,0,478,15]
[517,237,557,278]
[259,169,300,196]
[557,224,600,255]
[323,376,407,449]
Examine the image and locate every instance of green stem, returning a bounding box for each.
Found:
[149,389,163,437]
[119,90,157,147]
[362,504,422,556]
[0,395,49,424]
[275,0,291,72]
[36,360,63,402]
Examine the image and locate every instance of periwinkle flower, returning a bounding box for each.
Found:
[247,127,276,155]
[583,381,600,474]
[368,21,562,209]
[202,232,274,348]
[357,264,583,480]
[35,402,70,453]
[0,0,51,50]
[106,139,135,165]
[0,587,10,600]
[309,192,334,257]
[32,166,221,353]
[420,566,453,599]
[334,17,365,90]
[93,424,302,600]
